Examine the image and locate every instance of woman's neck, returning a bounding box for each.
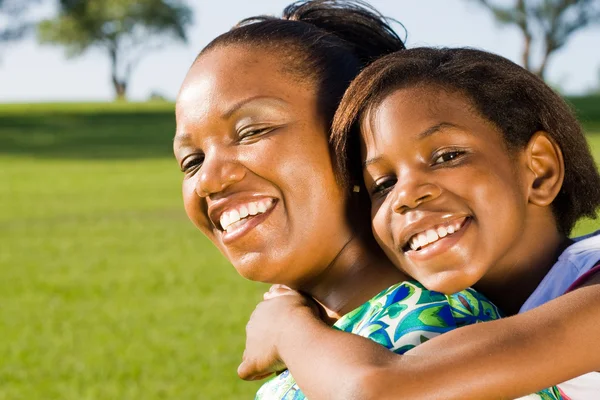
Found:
[299,236,408,322]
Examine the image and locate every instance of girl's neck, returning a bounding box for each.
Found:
[299,236,408,322]
[475,231,571,316]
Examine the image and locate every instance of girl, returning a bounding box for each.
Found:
[174,1,558,399]
[238,48,600,399]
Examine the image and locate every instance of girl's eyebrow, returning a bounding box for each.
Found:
[362,122,460,168]
[417,122,458,139]
[363,156,383,168]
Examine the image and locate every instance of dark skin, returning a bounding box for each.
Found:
[238,86,600,399]
[174,44,406,322]
[363,86,566,314]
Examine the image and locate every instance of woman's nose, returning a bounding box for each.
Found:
[195,151,246,197]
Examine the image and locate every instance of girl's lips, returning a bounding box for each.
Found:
[221,200,278,245]
[403,217,471,262]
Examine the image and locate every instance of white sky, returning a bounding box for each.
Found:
[0,0,599,102]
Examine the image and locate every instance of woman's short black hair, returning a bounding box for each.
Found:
[332,47,600,234]
[196,0,405,142]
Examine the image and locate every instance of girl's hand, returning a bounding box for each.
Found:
[237,285,320,381]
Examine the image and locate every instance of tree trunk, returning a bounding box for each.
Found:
[109,44,127,101]
[112,78,127,101]
[536,39,555,80]
[521,31,532,71]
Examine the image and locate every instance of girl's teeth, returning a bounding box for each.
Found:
[417,233,428,248]
[239,205,249,218]
[407,218,466,252]
[248,202,258,215]
[437,226,447,237]
[426,229,438,243]
[257,202,267,213]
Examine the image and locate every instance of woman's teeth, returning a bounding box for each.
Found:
[220,199,273,232]
[408,219,465,251]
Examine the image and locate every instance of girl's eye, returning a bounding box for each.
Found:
[372,177,397,196]
[432,150,466,165]
[181,155,204,174]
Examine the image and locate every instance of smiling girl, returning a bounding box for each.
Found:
[238,48,600,399]
[174,1,561,399]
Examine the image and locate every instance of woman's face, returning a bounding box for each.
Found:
[361,86,532,294]
[174,45,353,286]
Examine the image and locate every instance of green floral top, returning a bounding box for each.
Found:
[255,281,562,400]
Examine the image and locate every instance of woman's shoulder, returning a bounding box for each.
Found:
[334,281,502,354]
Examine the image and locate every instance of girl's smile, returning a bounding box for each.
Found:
[361,85,543,295]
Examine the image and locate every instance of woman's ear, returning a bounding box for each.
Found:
[524,131,564,207]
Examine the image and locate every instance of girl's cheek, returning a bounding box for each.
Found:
[371,208,392,248]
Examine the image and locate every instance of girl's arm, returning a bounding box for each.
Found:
[238,277,600,400]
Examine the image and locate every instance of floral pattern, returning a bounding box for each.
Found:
[255,281,562,400]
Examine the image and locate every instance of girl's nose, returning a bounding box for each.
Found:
[195,152,246,197]
[391,176,441,214]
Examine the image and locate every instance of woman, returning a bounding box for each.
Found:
[174,1,559,399]
[174,0,558,398]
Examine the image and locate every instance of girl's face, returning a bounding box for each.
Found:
[174,45,353,286]
[362,86,534,294]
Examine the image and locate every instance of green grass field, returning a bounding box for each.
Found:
[1,99,599,400]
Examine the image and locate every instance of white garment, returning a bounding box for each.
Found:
[519,230,600,399]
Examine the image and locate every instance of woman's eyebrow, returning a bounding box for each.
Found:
[222,96,289,119]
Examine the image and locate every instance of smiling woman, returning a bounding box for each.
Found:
[172,2,561,400]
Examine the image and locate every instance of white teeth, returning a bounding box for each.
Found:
[219,199,274,231]
[230,209,240,225]
[406,218,466,252]
[417,233,428,248]
[248,202,258,215]
[220,213,230,231]
[257,202,267,213]
[426,229,438,243]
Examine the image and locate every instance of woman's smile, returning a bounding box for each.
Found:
[174,44,356,285]
[214,197,278,244]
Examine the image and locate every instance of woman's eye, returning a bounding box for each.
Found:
[432,150,465,165]
[181,156,204,174]
[372,178,397,196]
[239,127,272,141]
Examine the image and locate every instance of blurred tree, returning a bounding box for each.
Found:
[472,0,600,79]
[37,0,193,100]
[0,0,40,43]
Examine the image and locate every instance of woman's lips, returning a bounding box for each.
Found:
[221,200,278,245]
[403,217,471,262]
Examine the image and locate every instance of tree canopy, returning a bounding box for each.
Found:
[38,0,193,99]
[474,0,600,79]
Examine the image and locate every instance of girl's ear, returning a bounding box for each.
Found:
[524,131,564,207]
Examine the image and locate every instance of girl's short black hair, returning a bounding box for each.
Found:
[332,47,600,234]
[196,0,405,139]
